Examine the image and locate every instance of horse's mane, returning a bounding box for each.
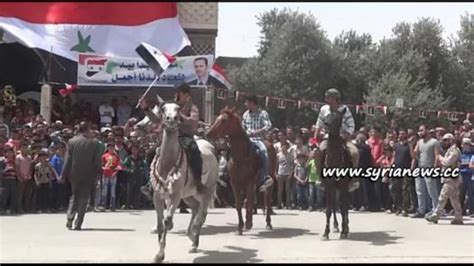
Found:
[220,106,242,122]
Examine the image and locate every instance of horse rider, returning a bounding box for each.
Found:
[313,88,360,191]
[139,83,204,191]
[242,95,274,192]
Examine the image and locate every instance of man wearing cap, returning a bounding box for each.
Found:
[314,88,359,191]
[426,133,463,224]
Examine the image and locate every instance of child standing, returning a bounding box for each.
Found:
[50,143,66,211]
[15,143,33,214]
[100,142,121,211]
[122,144,147,210]
[294,153,309,210]
[2,147,17,215]
[34,149,56,213]
[306,149,322,211]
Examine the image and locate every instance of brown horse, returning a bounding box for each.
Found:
[206,106,277,235]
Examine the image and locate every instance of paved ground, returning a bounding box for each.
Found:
[1,208,473,263]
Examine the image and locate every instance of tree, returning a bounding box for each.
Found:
[364,70,451,129]
[231,8,336,128]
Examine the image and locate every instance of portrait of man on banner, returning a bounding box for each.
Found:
[187,57,220,87]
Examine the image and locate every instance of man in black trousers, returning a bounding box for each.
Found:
[62,122,102,230]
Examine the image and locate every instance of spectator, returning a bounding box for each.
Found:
[50,143,66,211]
[100,142,121,212]
[368,126,383,212]
[286,126,296,145]
[376,145,394,213]
[459,138,474,216]
[122,144,147,210]
[412,125,441,218]
[392,129,414,217]
[34,149,56,213]
[354,133,372,212]
[15,143,33,214]
[98,101,115,127]
[276,141,294,209]
[117,96,132,127]
[294,153,308,210]
[1,147,17,215]
[306,149,322,211]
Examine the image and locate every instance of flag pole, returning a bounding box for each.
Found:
[135,76,159,109]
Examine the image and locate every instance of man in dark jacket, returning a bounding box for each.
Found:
[353,132,372,211]
[62,122,102,230]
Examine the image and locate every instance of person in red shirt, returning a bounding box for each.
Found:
[99,142,121,212]
[2,147,18,215]
[368,126,384,212]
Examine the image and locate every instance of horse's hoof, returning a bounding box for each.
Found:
[321,235,329,241]
[245,223,253,230]
[153,253,165,263]
[189,247,198,254]
[266,224,273,230]
[333,227,340,233]
[340,233,348,239]
[164,219,174,231]
[151,229,158,234]
[236,230,243,235]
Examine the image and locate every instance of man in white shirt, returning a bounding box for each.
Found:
[98,101,115,127]
[116,97,132,126]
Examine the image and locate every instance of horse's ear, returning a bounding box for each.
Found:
[341,107,347,115]
[230,106,237,114]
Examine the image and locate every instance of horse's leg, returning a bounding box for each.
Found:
[233,186,244,235]
[153,193,166,263]
[333,190,340,233]
[322,187,333,241]
[245,183,255,230]
[183,197,198,241]
[183,196,202,253]
[265,185,273,230]
[340,187,350,239]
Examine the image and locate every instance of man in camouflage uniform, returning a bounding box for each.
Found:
[314,88,360,191]
[426,133,463,225]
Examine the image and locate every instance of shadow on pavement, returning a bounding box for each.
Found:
[344,231,402,246]
[249,227,317,239]
[193,246,262,263]
[79,228,136,232]
[173,223,238,236]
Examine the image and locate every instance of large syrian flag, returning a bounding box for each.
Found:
[0,2,190,61]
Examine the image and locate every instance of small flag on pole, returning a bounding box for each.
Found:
[59,83,78,97]
[135,42,176,76]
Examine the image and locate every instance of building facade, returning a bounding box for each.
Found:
[177,2,218,56]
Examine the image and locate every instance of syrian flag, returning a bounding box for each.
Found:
[59,83,78,97]
[135,42,176,76]
[0,3,190,61]
[210,63,232,90]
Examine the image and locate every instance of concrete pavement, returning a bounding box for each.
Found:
[1,208,473,263]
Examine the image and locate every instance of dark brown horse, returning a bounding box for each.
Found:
[317,107,354,240]
[206,106,277,235]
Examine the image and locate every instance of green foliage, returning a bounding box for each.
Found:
[230,9,473,131]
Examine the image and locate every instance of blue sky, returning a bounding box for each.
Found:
[216,2,473,57]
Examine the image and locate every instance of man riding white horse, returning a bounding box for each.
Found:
[314,88,359,191]
[242,95,274,192]
[140,84,204,191]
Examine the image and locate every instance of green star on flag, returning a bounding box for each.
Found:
[70,30,95,53]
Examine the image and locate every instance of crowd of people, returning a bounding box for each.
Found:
[1,92,473,226]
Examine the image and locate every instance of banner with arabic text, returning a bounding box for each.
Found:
[77,53,214,86]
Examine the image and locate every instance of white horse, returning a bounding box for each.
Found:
[145,101,219,263]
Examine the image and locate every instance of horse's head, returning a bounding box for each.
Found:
[206,106,243,140]
[160,102,181,132]
[327,106,346,137]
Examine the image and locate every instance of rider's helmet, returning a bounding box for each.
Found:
[325,88,341,99]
